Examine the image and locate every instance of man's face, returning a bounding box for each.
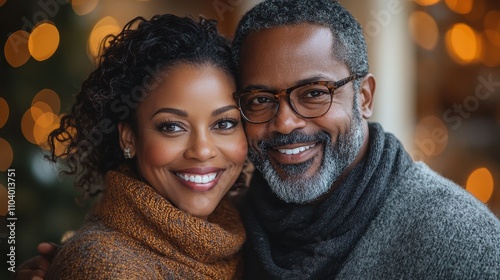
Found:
[239,24,370,203]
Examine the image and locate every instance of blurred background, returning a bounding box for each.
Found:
[0,0,499,276]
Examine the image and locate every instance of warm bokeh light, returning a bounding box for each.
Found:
[4,30,31,67]
[88,16,121,59]
[479,31,500,68]
[484,30,500,49]
[445,0,473,15]
[0,138,13,171]
[22,96,62,149]
[409,11,439,50]
[445,23,480,64]
[0,184,8,216]
[30,101,53,121]
[32,88,61,115]
[413,116,448,160]
[0,97,9,129]
[34,112,60,149]
[0,0,6,7]
[466,167,495,203]
[414,0,440,6]
[22,107,43,144]
[484,10,500,30]
[28,22,60,61]
[72,0,99,15]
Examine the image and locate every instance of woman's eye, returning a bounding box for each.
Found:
[214,119,238,130]
[157,122,184,133]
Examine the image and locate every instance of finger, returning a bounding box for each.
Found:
[33,256,50,271]
[36,243,58,260]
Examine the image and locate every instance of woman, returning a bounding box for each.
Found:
[43,14,247,279]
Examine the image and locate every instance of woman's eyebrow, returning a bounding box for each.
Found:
[212,105,239,117]
[151,108,188,119]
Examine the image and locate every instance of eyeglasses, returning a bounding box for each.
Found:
[234,74,362,124]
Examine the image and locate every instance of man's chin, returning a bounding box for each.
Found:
[272,157,317,179]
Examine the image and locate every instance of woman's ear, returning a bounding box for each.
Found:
[118,122,136,158]
[359,73,376,119]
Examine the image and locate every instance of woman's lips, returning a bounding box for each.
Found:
[173,167,224,192]
[176,172,217,184]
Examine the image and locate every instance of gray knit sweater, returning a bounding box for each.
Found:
[337,162,500,279]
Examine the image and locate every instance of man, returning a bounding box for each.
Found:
[231,0,500,278]
[16,0,500,279]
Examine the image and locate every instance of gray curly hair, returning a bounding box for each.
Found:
[231,0,369,90]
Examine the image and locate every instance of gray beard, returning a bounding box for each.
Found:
[248,104,364,204]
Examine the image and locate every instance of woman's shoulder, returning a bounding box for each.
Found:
[46,221,151,279]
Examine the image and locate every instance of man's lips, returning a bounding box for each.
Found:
[269,143,319,165]
[276,143,316,155]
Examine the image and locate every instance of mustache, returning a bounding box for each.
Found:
[257,131,332,151]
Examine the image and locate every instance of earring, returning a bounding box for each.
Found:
[123,147,132,159]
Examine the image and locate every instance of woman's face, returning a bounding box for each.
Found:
[120,64,247,220]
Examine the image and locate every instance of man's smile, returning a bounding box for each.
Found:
[269,142,321,166]
[277,143,316,155]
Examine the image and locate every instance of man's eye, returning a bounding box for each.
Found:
[250,95,274,105]
[304,89,329,98]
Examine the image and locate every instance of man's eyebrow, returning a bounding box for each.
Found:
[240,75,333,92]
[295,75,332,85]
[212,105,239,117]
[151,108,188,119]
[239,84,273,92]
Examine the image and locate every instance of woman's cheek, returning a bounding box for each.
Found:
[142,136,181,167]
[230,131,249,165]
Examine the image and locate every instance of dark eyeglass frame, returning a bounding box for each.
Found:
[234,74,363,124]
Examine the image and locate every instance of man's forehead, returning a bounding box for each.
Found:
[238,24,347,88]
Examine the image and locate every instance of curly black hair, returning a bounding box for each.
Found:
[231,0,369,92]
[47,14,236,200]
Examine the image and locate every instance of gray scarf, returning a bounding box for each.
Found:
[242,123,413,279]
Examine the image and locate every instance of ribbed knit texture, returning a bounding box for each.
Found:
[46,169,246,279]
[243,123,500,279]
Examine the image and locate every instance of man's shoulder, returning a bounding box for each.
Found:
[391,161,497,221]
[338,162,500,279]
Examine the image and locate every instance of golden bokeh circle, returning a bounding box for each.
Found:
[0,138,13,172]
[4,30,31,67]
[466,167,494,203]
[445,23,480,64]
[414,116,449,158]
[72,0,99,16]
[28,22,60,61]
[32,88,60,115]
[409,11,439,50]
[0,97,9,129]
[88,16,121,60]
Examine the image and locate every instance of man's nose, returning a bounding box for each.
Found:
[269,98,307,135]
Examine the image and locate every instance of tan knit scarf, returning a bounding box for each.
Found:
[47,169,246,279]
